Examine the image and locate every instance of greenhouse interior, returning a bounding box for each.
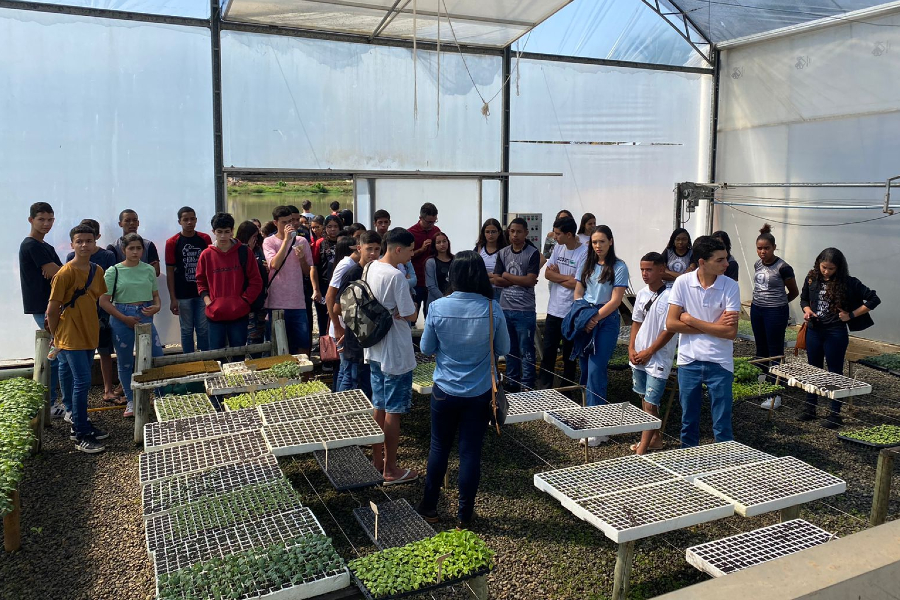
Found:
[1,0,900,599]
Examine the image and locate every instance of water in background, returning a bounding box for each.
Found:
[227,193,354,226]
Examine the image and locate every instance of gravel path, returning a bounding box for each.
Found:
[2,339,898,599]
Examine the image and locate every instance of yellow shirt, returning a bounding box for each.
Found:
[49,262,108,351]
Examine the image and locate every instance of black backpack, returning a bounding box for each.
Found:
[238,245,268,312]
[340,263,393,348]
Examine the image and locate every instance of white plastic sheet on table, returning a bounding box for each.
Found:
[0,9,214,360]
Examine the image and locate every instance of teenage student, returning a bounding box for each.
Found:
[108,209,160,276]
[666,236,741,448]
[542,210,573,259]
[751,224,799,410]
[537,216,586,390]
[235,221,269,347]
[311,214,342,348]
[661,228,692,287]
[264,206,315,355]
[326,236,359,391]
[712,230,739,281]
[491,218,540,391]
[165,206,211,354]
[629,252,677,454]
[301,200,315,221]
[330,201,340,216]
[800,248,880,428]
[19,202,64,417]
[416,251,510,527]
[475,218,506,300]
[46,223,109,452]
[196,213,263,351]
[374,209,416,290]
[424,232,453,312]
[366,228,419,485]
[408,203,442,316]
[99,233,164,418]
[576,213,596,245]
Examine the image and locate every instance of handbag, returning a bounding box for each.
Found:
[488,300,508,434]
[793,322,808,356]
[319,333,339,362]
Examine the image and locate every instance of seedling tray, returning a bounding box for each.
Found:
[144,408,261,452]
[414,352,435,365]
[224,381,331,411]
[769,362,871,399]
[221,361,251,374]
[263,412,385,457]
[506,390,581,424]
[351,567,490,600]
[412,362,435,395]
[571,478,735,543]
[543,402,661,438]
[153,393,217,423]
[139,430,270,485]
[205,371,287,396]
[641,441,777,481]
[353,499,436,550]
[693,456,847,517]
[142,454,283,518]
[838,424,900,448]
[314,445,383,490]
[686,518,834,578]
[857,354,900,377]
[259,390,373,426]
[245,354,310,371]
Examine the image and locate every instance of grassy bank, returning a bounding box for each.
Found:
[228,180,352,196]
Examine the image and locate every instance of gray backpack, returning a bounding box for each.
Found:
[339,263,394,349]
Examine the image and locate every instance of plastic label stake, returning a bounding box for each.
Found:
[323,440,329,472]
[248,384,257,403]
[436,552,451,583]
[278,377,288,401]
[370,500,379,540]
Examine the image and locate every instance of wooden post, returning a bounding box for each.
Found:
[34,330,52,431]
[443,469,450,489]
[133,323,153,444]
[869,447,898,527]
[271,310,289,357]
[3,489,21,552]
[611,541,636,600]
[660,379,678,432]
[780,505,801,522]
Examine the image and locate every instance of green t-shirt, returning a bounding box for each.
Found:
[103,262,158,304]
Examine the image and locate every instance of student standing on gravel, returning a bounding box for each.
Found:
[666,236,741,448]
[537,216,586,390]
[629,252,676,454]
[235,221,269,347]
[800,247,879,428]
[311,214,342,352]
[99,233,164,418]
[165,206,211,354]
[326,236,358,391]
[417,251,509,527]
[365,228,419,485]
[47,223,109,453]
[751,224,799,410]
[108,209,160,276]
[408,202,441,317]
[20,202,64,418]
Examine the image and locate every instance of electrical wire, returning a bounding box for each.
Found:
[718,201,898,227]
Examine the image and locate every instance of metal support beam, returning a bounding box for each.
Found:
[0,0,209,27]
[640,0,713,66]
[706,49,720,235]
[518,51,713,75]
[211,0,226,213]
[369,0,407,40]
[224,168,559,179]
[500,45,512,224]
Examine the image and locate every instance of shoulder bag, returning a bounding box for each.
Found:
[488,300,508,434]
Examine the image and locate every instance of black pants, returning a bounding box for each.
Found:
[805,324,849,413]
[538,315,576,388]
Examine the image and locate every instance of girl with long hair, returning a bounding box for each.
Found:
[577,212,596,245]
[661,227,692,287]
[425,232,454,312]
[711,230,739,281]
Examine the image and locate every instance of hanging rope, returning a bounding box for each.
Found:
[412,0,418,120]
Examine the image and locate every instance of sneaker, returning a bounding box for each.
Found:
[49,404,66,419]
[74,436,105,454]
[759,396,782,410]
[64,411,73,424]
[69,422,109,441]
[586,436,610,447]
[123,403,134,418]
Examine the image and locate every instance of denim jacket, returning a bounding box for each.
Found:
[562,299,600,359]
[420,292,510,397]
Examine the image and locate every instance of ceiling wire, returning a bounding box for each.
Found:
[718,201,898,227]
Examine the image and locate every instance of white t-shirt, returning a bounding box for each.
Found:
[478,246,498,274]
[363,261,416,376]
[668,271,741,372]
[327,256,356,338]
[629,286,677,380]
[546,242,588,318]
[578,233,590,246]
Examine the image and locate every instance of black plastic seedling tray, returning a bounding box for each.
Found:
[857,358,900,378]
[352,499,435,550]
[351,567,491,600]
[314,445,384,491]
[837,433,900,449]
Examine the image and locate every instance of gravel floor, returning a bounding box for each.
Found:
[2,340,899,600]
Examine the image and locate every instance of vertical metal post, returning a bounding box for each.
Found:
[500,46,511,225]
[706,49,720,235]
[477,178,483,237]
[33,331,51,438]
[779,505,801,522]
[211,0,225,212]
[673,184,683,230]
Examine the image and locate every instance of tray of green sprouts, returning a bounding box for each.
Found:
[838,425,900,448]
[732,358,784,402]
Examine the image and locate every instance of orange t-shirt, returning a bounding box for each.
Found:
[49,262,108,350]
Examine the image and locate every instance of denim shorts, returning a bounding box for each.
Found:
[632,368,668,406]
[370,361,412,414]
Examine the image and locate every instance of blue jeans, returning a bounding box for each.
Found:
[632,368,668,407]
[33,314,63,410]
[579,310,620,406]
[419,385,491,523]
[177,297,209,354]
[209,317,249,352]
[805,324,849,413]
[57,349,93,438]
[338,355,372,399]
[110,304,164,403]
[370,361,412,414]
[283,308,311,354]
[504,310,536,391]
[677,360,734,448]
[750,303,789,378]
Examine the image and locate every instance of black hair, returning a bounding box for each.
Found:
[119,209,137,222]
[339,209,354,226]
[385,227,415,248]
[556,209,573,221]
[448,250,493,300]
[121,232,145,249]
[431,231,454,260]
[664,228,691,255]
[756,223,776,247]
[69,223,96,241]
[334,236,357,264]
[312,215,325,225]
[251,218,262,228]
[508,217,528,231]
[641,251,665,265]
[580,225,620,286]
[210,212,235,230]
[260,221,277,237]
[79,219,100,237]
[177,206,195,219]
[807,247,850,309]
[323,214,343,236]
[235,221,260,245]
[373,209,391,222]
[272,205,291,220]
[419,202,438,218]
[553,216,577,236]
[577,213,596,235]
[712,230,732,255]
[359,230,382,247]
[348,223,366,237]
[29,202,54,219]
[286,205,300,215]
[301,199,312,211]
[329,201,340,212]
[475,218,507,252]
[692,235,726,263]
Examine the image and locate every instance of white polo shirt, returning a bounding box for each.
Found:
[668,270,741,372]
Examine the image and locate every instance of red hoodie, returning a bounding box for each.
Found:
[196,240,262,322]
[408,222,442,287]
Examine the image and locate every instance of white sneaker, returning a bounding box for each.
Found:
[759,396,782,410]
[64,411,73,424]
[49,404,66,419]
[587,436,610,447]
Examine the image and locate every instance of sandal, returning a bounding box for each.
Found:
[630,442,664,452]
[382,468,419,486]
[102,393,119,404]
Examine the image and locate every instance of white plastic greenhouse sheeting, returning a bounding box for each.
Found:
[221,30,502,173]
[0,0,209,18]
[0,9,215,360]
[509,58,712,311]
[715,10,900,344]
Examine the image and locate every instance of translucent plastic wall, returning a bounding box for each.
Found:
[0,9,214,359]
[510,58,712,312]
[716,12,900,343]
[6,0,208,18]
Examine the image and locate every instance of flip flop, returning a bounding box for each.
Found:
[102,394,119,404]
[630,442,665,452]
[382,468,419,486]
